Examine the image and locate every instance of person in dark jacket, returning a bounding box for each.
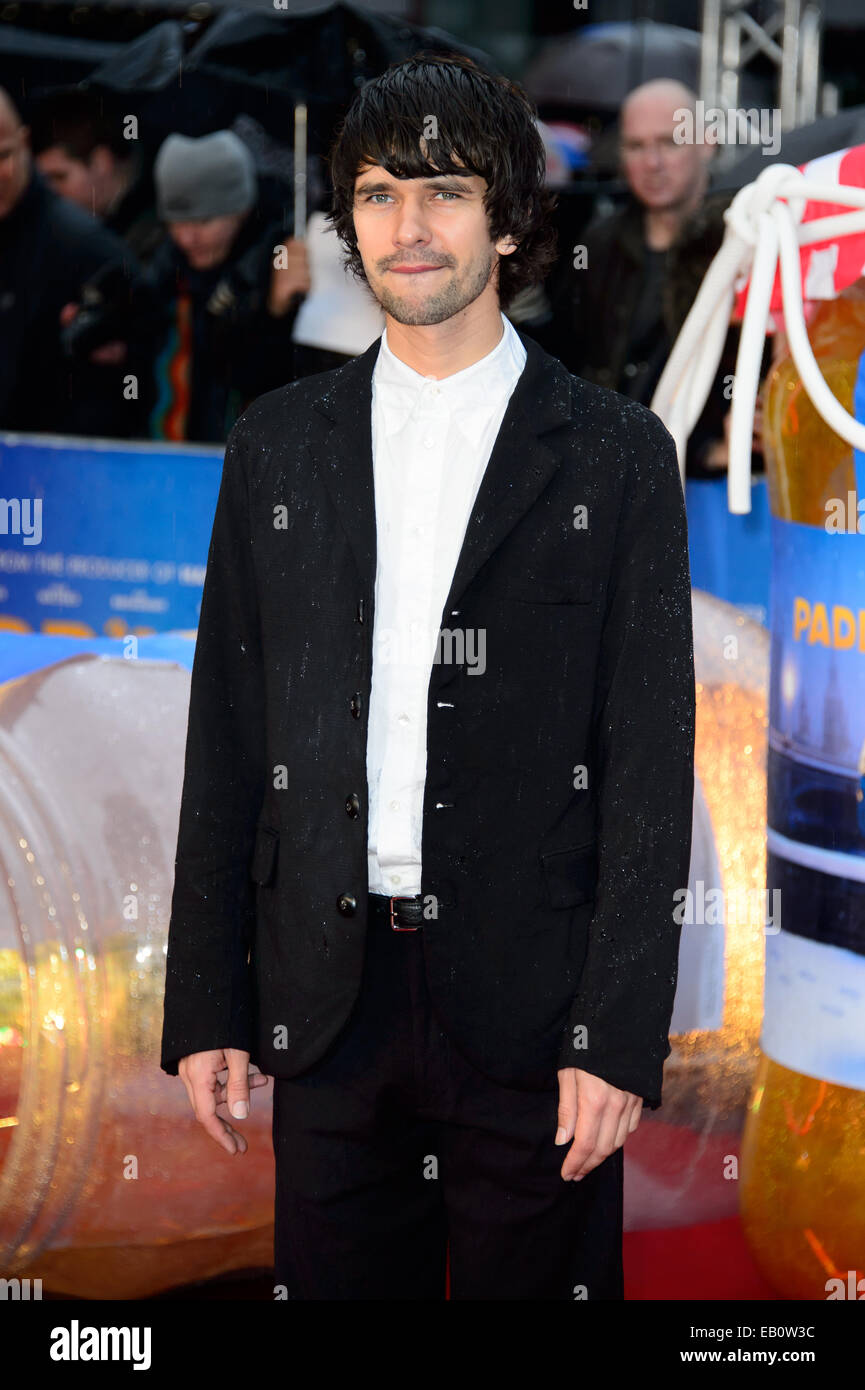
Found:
[160,55,695,1302]
[144,130,309,444]
[0,86,147,439]
[545,80,766,477]
[30,87,162,266]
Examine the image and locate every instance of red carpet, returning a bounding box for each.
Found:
[624,1216,780,1299]
[442,1216,778,1299]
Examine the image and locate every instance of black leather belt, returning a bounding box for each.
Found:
[368,892,425,931]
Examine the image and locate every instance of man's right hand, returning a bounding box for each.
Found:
[178,1048,270,1155]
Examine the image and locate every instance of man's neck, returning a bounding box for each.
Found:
[103,164,134,217]
[3,160,34,220]
[383,298,505,379]
[643,186,704,251]
[643,207,685,251]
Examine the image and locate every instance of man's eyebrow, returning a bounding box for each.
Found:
[354,174,476,194]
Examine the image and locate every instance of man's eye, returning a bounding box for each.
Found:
[367,193,391,204]
[434,191,459,200]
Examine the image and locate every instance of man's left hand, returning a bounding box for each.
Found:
[555,1067,642,1181]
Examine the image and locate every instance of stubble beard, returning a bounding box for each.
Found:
[368,248,496,326]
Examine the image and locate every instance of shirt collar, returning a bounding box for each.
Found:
[372,312,526,448]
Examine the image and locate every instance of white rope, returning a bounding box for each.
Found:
[727,210,778,514]
[650,160,865,512]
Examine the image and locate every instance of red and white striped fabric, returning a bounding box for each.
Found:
[733,142,865,319]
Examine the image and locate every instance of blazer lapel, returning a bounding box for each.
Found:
[306,337,381,599]
[306,329,575,621]
[441,335,573,618]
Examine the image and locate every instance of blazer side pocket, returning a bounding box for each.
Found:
[250,824,279,886]
[540,840,598,909]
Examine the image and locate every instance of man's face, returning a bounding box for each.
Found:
[351,162,514,325]
[0,119,31,219]
[620,96,708,212]
[168,212,245,270]
[36,146,95,212]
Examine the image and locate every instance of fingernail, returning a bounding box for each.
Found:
[231,1101,248,1119]
[554,1127,567,1145]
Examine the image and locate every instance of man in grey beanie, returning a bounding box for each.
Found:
[154,130,257,268]
[143,129,310,441]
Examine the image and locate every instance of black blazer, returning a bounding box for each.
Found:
[160,329,696,1107]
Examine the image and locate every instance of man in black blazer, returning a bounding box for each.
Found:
[161,55,695,1301]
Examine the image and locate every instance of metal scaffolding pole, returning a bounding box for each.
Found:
[700,0,830,156]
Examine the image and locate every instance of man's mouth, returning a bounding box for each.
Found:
[387,264,447,274]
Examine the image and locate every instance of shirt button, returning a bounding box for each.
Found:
[397,712,410,724]
[391,873,401,886]
[423,437,434,449]
[389,799,400,811]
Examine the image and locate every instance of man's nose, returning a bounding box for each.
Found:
[393,201,431,245]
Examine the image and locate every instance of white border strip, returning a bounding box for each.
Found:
[767,826,865,882]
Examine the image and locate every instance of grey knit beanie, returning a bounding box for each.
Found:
[154,130,257,221]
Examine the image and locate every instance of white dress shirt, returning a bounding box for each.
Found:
[367,310,527,896]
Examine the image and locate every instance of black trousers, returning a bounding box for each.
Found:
[271,893,624,1300]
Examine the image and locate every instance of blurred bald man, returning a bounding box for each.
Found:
[547,80,738,473]
[618,79,714,245]
[0,87,145,437]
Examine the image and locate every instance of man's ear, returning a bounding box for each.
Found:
[495,234,519,256]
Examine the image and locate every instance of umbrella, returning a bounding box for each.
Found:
[188,3,497,87]
[524,21,702,111]
[0,27,125,105]
[525,19,769,115]
[80,2,497,155]
[78,21,204,139]
[711,106,865,193]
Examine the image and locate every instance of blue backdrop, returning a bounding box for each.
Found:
[0,432,771,642]
[0,433,222,638]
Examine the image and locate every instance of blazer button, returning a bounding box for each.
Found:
[350,692,362,719]
[345,792,360,818]
[337,892,357,916]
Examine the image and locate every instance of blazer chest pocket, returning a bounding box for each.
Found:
[250,824,279,886]
[500,573,594,604]
[541,841,597,909]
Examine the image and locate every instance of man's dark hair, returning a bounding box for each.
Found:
[327,53,557,309]
[29,88,134,165]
